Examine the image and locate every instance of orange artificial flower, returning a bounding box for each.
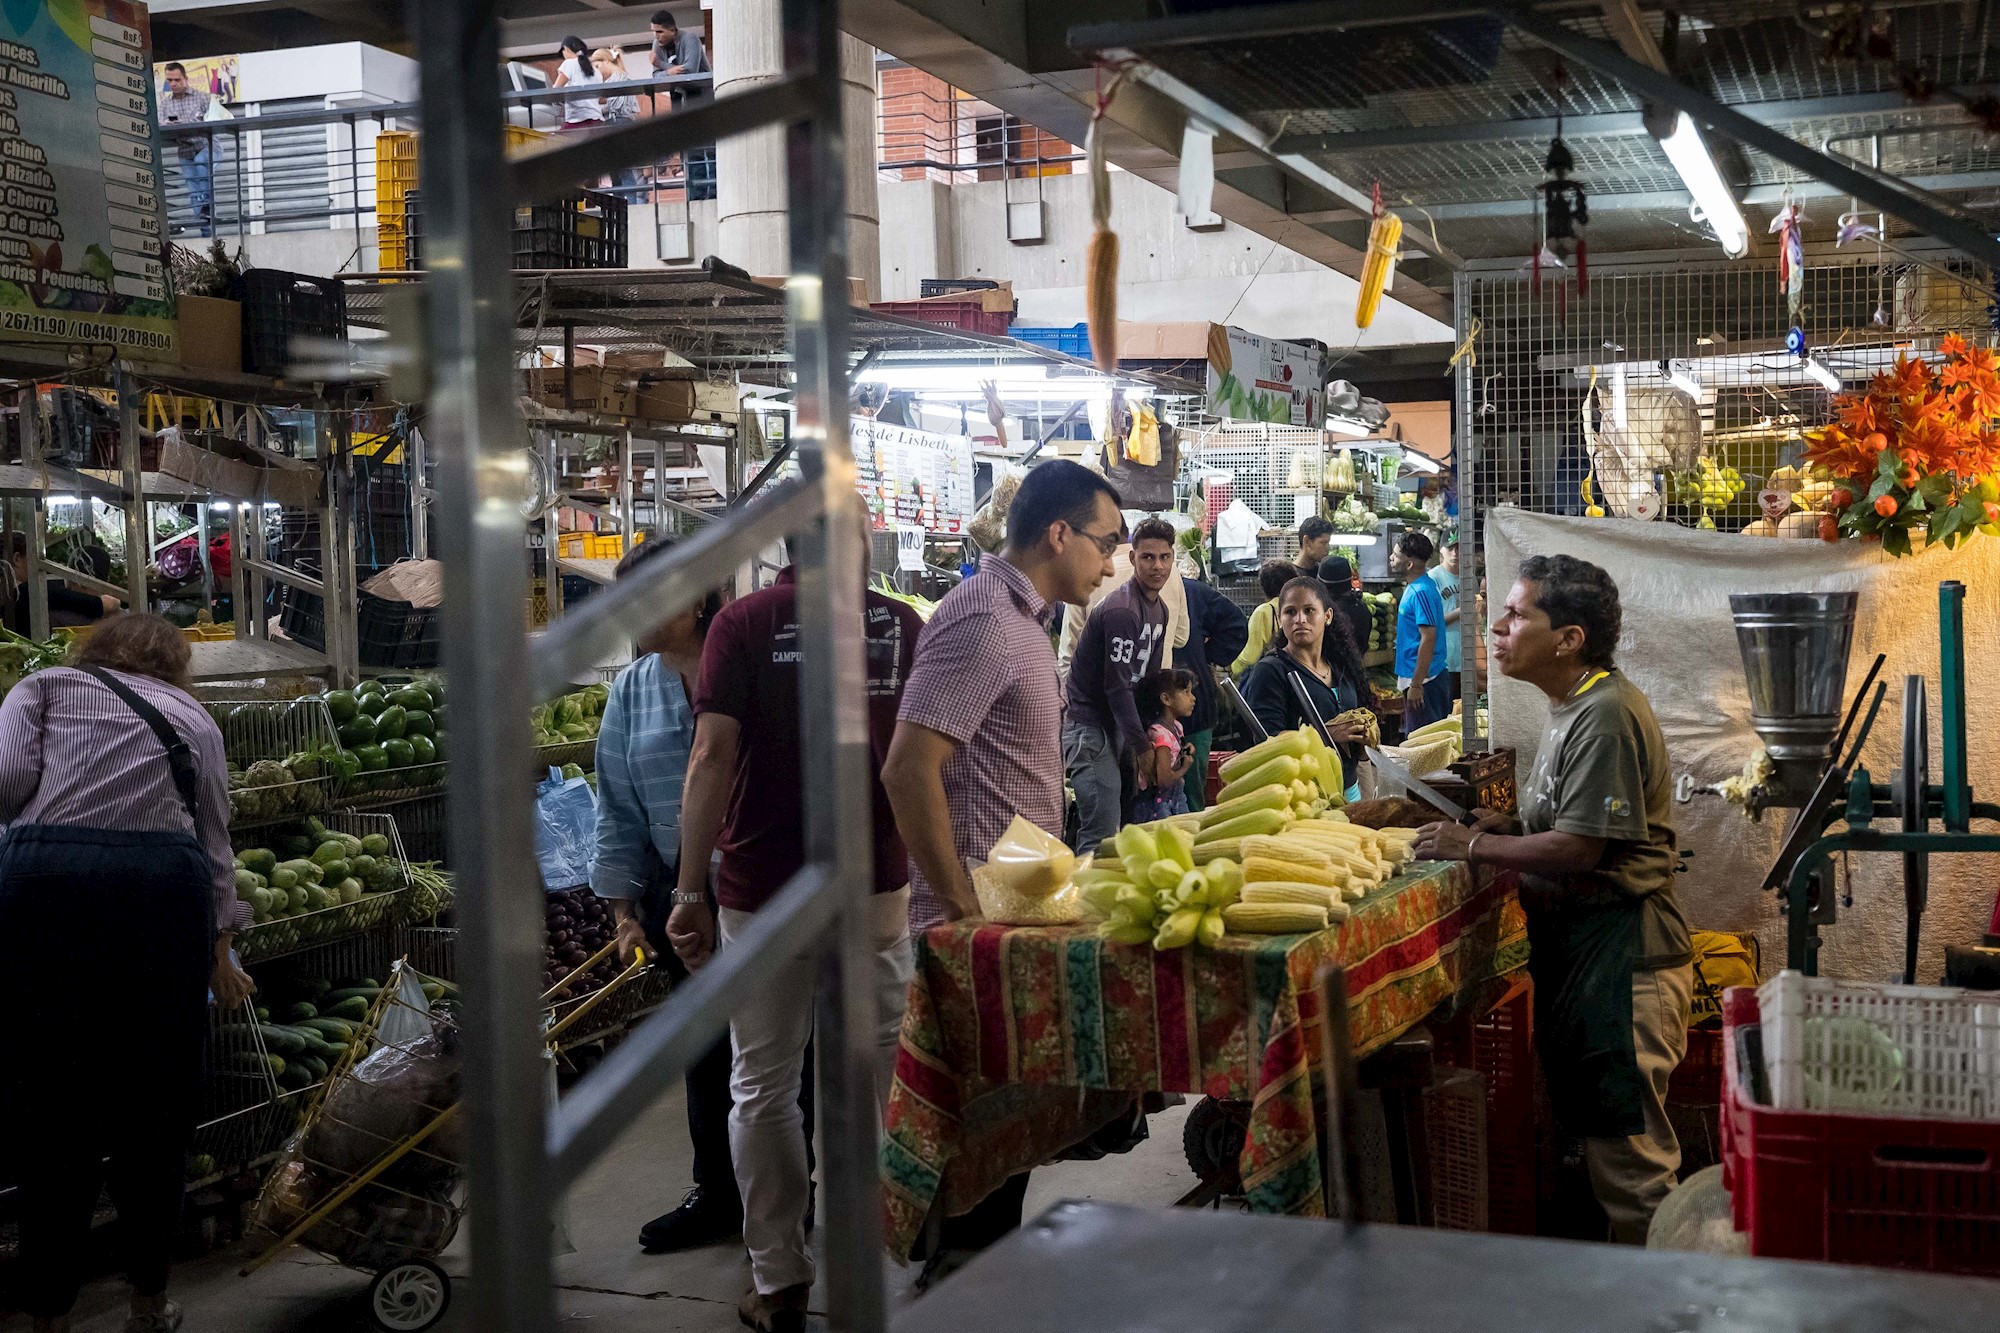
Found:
[1940,332,1972,360]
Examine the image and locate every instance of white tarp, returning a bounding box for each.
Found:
[1484,507,2000,984]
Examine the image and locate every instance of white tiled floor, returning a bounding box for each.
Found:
[15,1092,1197,1332]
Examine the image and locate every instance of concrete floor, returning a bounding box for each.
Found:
[17,1092,1197,1333]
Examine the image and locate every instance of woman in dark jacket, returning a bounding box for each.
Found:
[1240,576,1373,800]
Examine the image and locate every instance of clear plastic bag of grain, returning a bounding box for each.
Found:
[968,814,1084,925]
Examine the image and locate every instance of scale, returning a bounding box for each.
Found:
[1688,582,2000,980]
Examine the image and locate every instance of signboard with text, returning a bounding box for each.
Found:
[0,1,175,357]
[1205,325,1322,426]
[852,418,975,535]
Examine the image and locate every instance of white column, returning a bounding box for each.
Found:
[714,6,880,298]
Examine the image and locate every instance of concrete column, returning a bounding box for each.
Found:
[714,6,881,298]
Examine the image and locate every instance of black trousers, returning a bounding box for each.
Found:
[0,826,213,1318]
[661,946,813,1218]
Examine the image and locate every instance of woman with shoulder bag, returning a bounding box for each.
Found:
[0,614,253,1333]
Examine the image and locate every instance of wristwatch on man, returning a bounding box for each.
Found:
[669,891,706,906]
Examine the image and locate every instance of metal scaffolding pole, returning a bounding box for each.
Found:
[414,1,878,1328]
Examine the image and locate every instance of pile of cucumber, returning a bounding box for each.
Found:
[216,973,449,1093]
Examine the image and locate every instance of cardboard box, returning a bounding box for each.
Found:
[159,437,322,509]
[630,378,737,423]
[529,366,632,416]
[176,295,242,373]
[912,282,1014,314]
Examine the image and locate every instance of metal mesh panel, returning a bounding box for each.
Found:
[1456,254,1990,541]
[1182,424,1331,527]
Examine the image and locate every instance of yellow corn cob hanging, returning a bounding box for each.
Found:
[1356,184,1403,330]
[1084,74,1125,373]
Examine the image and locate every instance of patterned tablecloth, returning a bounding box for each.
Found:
[880,860,1527,1259]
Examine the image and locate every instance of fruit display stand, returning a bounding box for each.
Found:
[880,859,1529,1259]
[230,813,416,964]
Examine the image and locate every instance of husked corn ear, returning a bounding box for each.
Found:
[1087,229,1120,372]
[1242,834,1331,866]
[1355,208,1403,329]
[1223,902,1327,935]
[1192,838,1243,865]
[1217,755,1302,805]
[1243,856,1343,890]
[1198,782,1292,828]
[1218,730,1311,782]
[1195,807,1290,844]
[1242,881,1338,909]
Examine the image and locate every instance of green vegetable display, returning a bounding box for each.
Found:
[232,821,406,926]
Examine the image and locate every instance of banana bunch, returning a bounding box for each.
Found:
[1078,819,1242,950]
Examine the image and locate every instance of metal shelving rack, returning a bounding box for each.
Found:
[414,1,886,1330]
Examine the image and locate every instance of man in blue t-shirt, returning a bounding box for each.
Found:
[1433,531,1463,700]
[1390,530,1452,732]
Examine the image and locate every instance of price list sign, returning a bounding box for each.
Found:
[852,418,975,535]
[0,1,175,356]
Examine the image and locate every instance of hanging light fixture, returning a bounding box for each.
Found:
[1653,112,1749,258]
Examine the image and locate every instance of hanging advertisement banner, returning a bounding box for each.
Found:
[0,0,176,356]
[1205,325,1322,426]
[852,417,976,535]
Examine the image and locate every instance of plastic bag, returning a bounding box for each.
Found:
[1123,402,1160,465]
[534,766,598,892]
[983,814,1075,900]
[970,860,1084,926]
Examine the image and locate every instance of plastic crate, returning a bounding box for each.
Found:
[869,299,1011,337]
[1470,976,1537,1234]
[377,127,549,271]
[1760,970,2000,1121]
[1722,987,2000,1275]
[1424,1068,1488,1231]
[1010,323,1092,358]
[1669,1025,1727,1107]
[233,269,347,376]
[919,277,1003,299]
[405,187,628,270]
[358,592,441,670]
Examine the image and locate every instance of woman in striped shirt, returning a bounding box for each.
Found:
[0,614,251,1333]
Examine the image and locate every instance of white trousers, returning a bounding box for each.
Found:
[719,887,914,1295]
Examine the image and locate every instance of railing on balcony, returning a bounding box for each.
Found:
[155,73,714,248]
[875,67,1083,184]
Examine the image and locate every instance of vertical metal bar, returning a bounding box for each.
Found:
[783,3,885,1329]
[116,368,146,611]
[197,497,214,618]
[227,502,248,639]
[409,422,430,559]
[414,2,550,1330]
[1940,580,1968,832]
[1455,271,1481,753]
[324,421,359,684]
[246,412,269,641]
[618,428,635,546]
[20,386,48,640]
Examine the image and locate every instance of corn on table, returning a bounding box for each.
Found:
[880,860,1527,1259]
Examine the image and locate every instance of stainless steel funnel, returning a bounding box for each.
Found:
[1730,592,1859,764]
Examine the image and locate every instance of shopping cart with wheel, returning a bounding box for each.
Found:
[240,945,654,1331]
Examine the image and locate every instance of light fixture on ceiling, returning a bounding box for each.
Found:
[1802,357,1842,393]
[1400,448,1441,474]
[1325,416,1374,438]
[1654,111,1749,259]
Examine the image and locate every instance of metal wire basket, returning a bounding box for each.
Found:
[210,697,345,825]
[531,738,597,773]
[233,813,414,965]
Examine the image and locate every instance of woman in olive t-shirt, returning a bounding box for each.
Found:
[1413,554,1692,1245]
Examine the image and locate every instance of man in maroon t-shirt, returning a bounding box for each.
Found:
[668,505,921,1333]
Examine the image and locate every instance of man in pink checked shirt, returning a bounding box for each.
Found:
[881,458,1122,1285]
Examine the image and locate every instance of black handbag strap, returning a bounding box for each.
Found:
[78,666,202,824]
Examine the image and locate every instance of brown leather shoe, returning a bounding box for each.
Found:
[738,1283,810,1333]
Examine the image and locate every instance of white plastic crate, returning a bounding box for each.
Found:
[1759,970,2000,1121]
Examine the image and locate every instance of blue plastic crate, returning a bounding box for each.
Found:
[1009,324,1092,358]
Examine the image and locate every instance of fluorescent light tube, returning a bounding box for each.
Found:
[1401,448,1441,474]
[1325,417,1372,438]
[1802,358,1841,393]
[1656,113,1749,258]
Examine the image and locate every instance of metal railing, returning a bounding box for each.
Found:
[416,3,882,1331]
[155,74,716,245]
[876,74,1083,183]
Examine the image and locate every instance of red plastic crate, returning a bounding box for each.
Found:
[1472,976,1537,1235]
[1205,750,1234,806]
[1722,987,2000,1276]
[1668,1025,1726,1106]
[869,300,1011,337]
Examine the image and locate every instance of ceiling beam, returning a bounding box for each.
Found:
[1071,0,1492,51]
[1506,8,2000,271]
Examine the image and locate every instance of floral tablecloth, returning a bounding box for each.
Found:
[880,861,1527,1259]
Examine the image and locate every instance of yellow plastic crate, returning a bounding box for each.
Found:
[375,127,548,272]
[557,532,589,559]
[588,534,624,559]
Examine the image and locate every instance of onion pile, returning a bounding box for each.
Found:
[543,888,617,996]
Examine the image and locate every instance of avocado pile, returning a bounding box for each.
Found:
[232,818,405,926]
[322,677,447,793]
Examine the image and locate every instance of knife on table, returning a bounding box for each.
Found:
[1365,745,1477,826]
